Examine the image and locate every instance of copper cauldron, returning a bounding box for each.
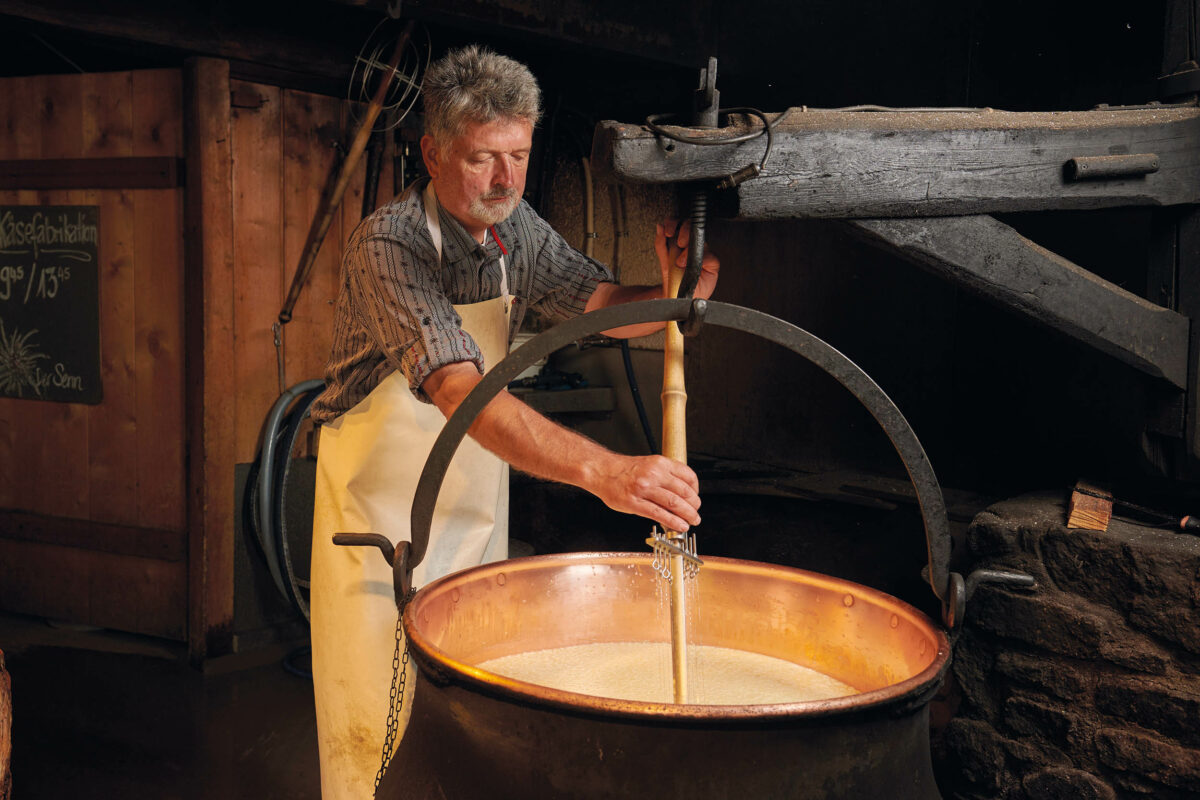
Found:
[383,552,949,799]
[338,299,1029,799]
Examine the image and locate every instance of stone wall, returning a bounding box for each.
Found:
[936,492,1200,799]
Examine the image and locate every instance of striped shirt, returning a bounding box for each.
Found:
[310,179,612,423]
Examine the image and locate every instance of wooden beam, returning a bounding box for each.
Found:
[0,510,184,561]
[184,57,236,663]
[593,107,1200,217]
[846,215,1191,389]
[0,0,365,91]
[0,156,182,189]
[0,538,186,639]
[328,0,714,70]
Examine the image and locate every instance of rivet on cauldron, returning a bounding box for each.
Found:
[842,593,855,607]
[919,639,928,655]
[451,588,461,603]
[496,572,507,586]
[890,614,900,629]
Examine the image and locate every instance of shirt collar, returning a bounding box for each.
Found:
[432,197,520,265]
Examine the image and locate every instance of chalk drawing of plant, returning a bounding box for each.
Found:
[0,317,48,397]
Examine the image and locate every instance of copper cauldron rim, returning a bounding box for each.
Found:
[404,551,952,723]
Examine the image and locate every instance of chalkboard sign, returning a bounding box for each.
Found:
[0,206,101,404]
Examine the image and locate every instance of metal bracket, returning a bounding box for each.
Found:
[693,57,720,128]
[679,298,708,336]
[941,568,1037,629]
[965,568,1036,600]
[334,532,414,609]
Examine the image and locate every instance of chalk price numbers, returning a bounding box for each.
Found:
[0,263,73,302]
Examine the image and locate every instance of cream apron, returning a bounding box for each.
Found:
[310,182,511,800]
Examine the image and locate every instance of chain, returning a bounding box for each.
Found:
[374,609,411,791]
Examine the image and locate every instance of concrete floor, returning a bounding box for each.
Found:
[0,613,319,799]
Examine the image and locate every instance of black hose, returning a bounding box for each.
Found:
[272,384,324,621]
[282,644,313,680]
[250,379,324,620]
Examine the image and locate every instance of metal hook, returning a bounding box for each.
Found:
[680,298,708,337]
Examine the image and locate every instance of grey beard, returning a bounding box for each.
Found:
[469,191,520,226]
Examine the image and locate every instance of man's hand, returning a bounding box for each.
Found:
[656,218,720,300]
[582,452,702,532]
[424,361,702,533]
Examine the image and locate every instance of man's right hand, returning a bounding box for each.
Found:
[581,452,701,533]
[426,361,702,534]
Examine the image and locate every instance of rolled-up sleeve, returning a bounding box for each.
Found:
[524,214,613,324]
[346,231,484,400]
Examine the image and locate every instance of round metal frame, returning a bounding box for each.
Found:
[410,298,958,621]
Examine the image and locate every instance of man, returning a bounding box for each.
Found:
[309,44,718,798]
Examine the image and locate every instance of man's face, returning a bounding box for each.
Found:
[422,117,533,240]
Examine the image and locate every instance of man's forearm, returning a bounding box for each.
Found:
[467,390,612,486]
[424,361,701,531]
[583,282,666,338]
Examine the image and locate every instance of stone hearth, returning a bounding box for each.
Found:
[937,492,1200,799]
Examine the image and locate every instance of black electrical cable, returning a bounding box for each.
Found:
[644,106,777,184]
[620,339,659,455]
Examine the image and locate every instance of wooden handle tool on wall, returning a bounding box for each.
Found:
[278,19,416,326]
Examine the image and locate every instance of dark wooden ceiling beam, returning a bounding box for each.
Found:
[847,215,1191,390]
[594,106,1200,217]
[0,0,370,86]
[329,0,714,69]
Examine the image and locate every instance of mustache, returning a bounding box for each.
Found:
[482,187,517,201]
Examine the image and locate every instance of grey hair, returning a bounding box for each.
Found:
[422,45,542,143]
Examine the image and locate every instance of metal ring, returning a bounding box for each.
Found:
[410,299,953,606]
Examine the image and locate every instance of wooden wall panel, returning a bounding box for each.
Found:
[133,188,185,530]
[0,539,185,639]
[1,65,382,652]
[131,69,185,532]
[224,86,371,462]
[186,57,237,660]
[82,71,138,527]
[0,80,20,512]
[231,81,285,464]
[0,70,187,640]
[0,77,48,513]
[32,74,90,521]
[279,90,346,430]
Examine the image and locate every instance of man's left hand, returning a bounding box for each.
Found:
[656,218,719,300]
